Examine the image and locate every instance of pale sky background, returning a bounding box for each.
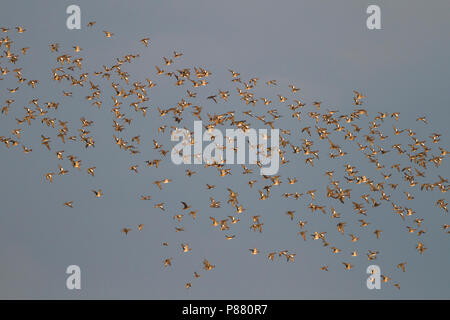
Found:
[0,0,449,299]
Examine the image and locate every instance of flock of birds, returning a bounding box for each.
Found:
[0,23,449,292]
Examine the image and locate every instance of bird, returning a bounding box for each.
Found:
[342,262,353,270]
[103,31,114,37]
[181,201,191,210]
[92,189,103,198]
[397,262,407,272]
[63,201,73,208]
[15,26,26,33]
[140,38,150,47]
[86,167,96,177]
[374,230,382,239]
[45,172,55,183]
[181,244,192,253]
[286,211,295,220]
[203,259,215,271]
[163,258,173,267]
[416,241,427,254]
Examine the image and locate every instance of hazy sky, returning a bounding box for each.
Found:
[0,0,449,299]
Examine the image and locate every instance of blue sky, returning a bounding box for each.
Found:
[0,0,449,299]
